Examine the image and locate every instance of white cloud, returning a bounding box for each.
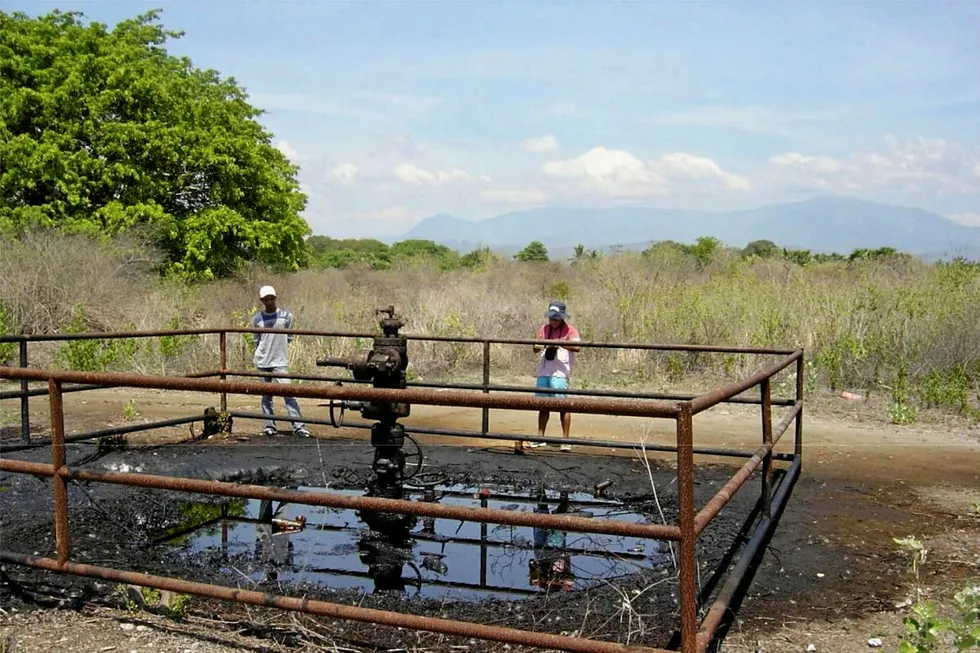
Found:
[393,164,488,185]
[481,189,551,204]
[542,146,749,197]
[329,163,359,185]
[657,153,752,190]
[544,147,667,196]
[769,136,980,195]
[520,135,559,154]
[275,140,306,163]
[949,212,980,227]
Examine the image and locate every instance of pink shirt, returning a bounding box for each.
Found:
[535,323,581,378]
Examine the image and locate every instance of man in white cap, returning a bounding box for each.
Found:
[252,285,310,437]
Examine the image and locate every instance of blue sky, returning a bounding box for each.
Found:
[6,0,980,237]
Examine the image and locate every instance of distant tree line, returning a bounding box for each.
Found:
[304,234,952,273]
[638,237,919,268]
[306,236,497,272]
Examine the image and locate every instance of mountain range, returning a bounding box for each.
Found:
[398,196,980,261]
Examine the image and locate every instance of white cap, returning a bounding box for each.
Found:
[258,285,277,298]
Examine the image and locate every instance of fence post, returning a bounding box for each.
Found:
[481,341,490,436]
[795,352,804,461]
[19,339,29,443]
[219,331,228,412]
[760,378,773,518]
[676,402,698,653]
[49,378,70,565]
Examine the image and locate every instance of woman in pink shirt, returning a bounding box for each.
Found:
[517,301,581,452]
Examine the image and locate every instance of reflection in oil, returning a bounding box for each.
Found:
[165,484,670,601]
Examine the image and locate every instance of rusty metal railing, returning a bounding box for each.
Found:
[0,328,804,653]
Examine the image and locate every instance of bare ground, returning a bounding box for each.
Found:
[1,385,979,653]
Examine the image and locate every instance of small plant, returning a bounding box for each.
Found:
[123,399,139,421]
[405,365,419,381]
[164,592,192,620]
[439,310,477,369]
[55,305,136,371]
[893,536,980,652]
[890,400,919,425]
[115,584,140,612]
[894,536,927,584]
[141,586,162,606]
[158,314,199,360]
[896,585,980,652]
[889,364,919,425]
[917,366,974,416]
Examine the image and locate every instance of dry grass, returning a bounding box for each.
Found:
[2,231,979,420]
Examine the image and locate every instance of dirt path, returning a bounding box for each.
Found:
[2,387,978,652]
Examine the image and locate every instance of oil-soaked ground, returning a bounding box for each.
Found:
[0,433,936,651]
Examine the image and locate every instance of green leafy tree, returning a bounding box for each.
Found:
[742,239,781,259]
[514,240,549,262]
[389,239,460,270]
[459,246,495,270]
[0,9,310,279]
[642,240,690,260]
[783,248,813,267]
[689,236,722,267]
[307,236,391,269]
[813,251,846,263]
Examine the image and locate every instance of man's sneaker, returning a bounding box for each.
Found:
[528,441,547,448]
[294,428,311,438]
[560,444,572,452]
[263,427,278,437]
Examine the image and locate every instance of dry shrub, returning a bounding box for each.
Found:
[2,232,979,412]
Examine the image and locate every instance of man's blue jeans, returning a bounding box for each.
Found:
[258,366,305,432]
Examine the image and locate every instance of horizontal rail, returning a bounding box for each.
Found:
[0,369,229,400]
[696,454,802,652]
[0,328,798,355]
[689,351,802,415]
[693,401,801,534]
[0,382,103,400]
[0,367,680,419]
[0,552,668,653]
[305,564,542,597]
[227,410,795,461]
[0,414,207,454]
[220,369,796,406]
[0,329,223,342]
[0,459,683,540]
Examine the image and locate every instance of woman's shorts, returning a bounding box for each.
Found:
[535,375,569,399]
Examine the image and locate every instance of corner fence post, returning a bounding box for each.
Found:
[219,331,228,412]
[49,378,70,565]
[760,378,773,518]
[676,403,698,653]
[481,341,491,436]
[20,339,29,442]
[795,351,804,461]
